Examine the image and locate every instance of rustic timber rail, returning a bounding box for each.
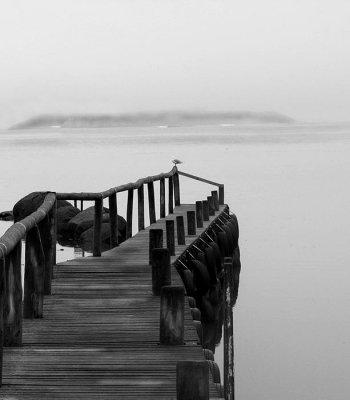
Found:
[0,167,239,400]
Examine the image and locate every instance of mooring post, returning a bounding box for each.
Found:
[169,176,174,214]
[4,243,22,346]
[203,200,209,221]
[93,198,103,257]
[211,190,219,211]
[207,196,215,216]
[126,189,134,238]
[23,226,45,318]
[160,285,185,345]
[151,248,171,295]
[196,201,203,228]
[219,185,225,205]
[176,361,209,400]
[174,172,181,206]
[187,211,196,235]
[160,178,166,218]
[109,193,118,248]
[149,229,163,264]
[148,182,156,224]
[176,216,185,245]
[166,220,175,256]
[224,257,235,400]
[138,185,145,231]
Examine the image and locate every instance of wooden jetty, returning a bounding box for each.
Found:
[0,167,239,400]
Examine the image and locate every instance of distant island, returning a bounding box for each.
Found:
[9,111,294,130]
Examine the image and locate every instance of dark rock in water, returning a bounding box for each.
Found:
[56,205,81,241]
[0,211,14,221]
[67,206,110,238]
[13,191,48,222]
[57,199,75,209]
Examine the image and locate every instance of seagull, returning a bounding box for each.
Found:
[172,158,183,166]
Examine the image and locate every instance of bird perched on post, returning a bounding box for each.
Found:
[172,158,183,166]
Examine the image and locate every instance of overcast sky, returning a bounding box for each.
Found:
[1,0,350,128]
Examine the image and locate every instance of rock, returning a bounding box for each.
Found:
[0,211,14,221]
[13,192,48,222]
[56,205,81,242]
[57,199,75,209]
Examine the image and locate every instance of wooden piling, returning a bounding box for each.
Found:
[207,196,215,216]
[23,227,45,318]
[219,185,225,205]
[196,201,203,228]
[166,220,175,256]
[160,286,185,345]
[176,361,209,400]
[203,200,209,221]
[126,189,134,238]
[109,193,118,248]
[148,182,156,225]
[4,243,22,346]
[138,185,145,231]
[160,178,166,218]
[149,229,163,264]
[174,173,181,206]
[211,190,219,211]
[224,257,235,400]
[169,176,174,214]
[93,198,103,257]
[151,248,171,295]
[187,211,196,235]
[176,216,185,245]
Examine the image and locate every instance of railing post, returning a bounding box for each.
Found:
[93,198,103,257]
[176,361,209,400]
[23,226,45,318]
[126,189,134,238]
[169,176,174,214]
[149,229,163,264]
[196,201,203,228]
[41,196,56,294]
[109,193,118,248]
[160,178,166,218]
[4,243,22,346]
[211,190,219,211]
[0,258,5,387]
[207,196,215,216]
[151,248,171,295]
[219,185,225,205]
[160,286,185,345]
[224,257,235,400]
[166,220,175,256]
[202,200,209,221]
[174,172,181,206]
[176,216,185,245]
[138,185,145,231]
[187,211,196,235]
[148,182,156,225]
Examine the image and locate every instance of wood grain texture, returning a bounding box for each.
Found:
[1,204,227,399]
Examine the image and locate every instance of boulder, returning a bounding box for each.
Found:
[56,205,81,242]
[13,191,48,222]
[0,211,14,221]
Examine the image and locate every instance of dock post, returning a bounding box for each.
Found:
[174,173,181,206]
[93,198,103,257]
[160,286,185,345]
[138,185,145,231]
[224,257,235,400]
[207,196,215,216]
[196,201,203,228]
[219,185,225,205]
[169,176,174,214]
[151,248,171,295]
[176,361,209,400]
[202,200,209,221]
[187,211,196,235]
[149,229,163,264]
[126,189,134,238]
[148,182,156,224]
[3,243,22,346]
[160,178,166,218]
[23,226,45,318]
[109,193,119,248]
[176,216,185,245]
[166,220,175,256]
[211,190,219,211]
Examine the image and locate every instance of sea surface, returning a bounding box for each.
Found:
[1,122,350,399]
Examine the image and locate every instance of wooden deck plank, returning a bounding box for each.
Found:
[1,204,226,399]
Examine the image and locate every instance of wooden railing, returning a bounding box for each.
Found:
[0,166,227,391]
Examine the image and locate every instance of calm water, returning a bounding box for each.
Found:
[1,123,350,399]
